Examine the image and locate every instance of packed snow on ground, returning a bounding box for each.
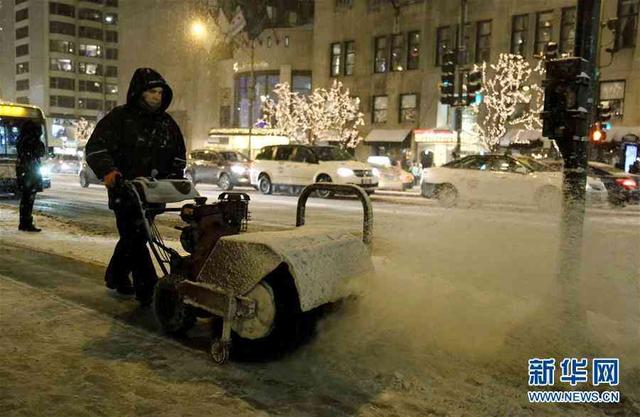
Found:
[0,205,638,416]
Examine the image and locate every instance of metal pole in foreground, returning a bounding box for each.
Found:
[247,39,255,159]
[454,0,467,158]
[557,0,600,336]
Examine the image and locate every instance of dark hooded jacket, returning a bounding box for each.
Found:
[16,120,46,192]
[85,68,186,183]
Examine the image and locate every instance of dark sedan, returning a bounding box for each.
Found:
[186,149,251,191]
[588,162,639,206]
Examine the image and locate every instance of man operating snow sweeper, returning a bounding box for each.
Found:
[85,68,186,306]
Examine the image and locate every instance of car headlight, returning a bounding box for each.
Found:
[337,167,354,177]
[39,166,51,176]
[231,165,246,174]
[371,168,380,177]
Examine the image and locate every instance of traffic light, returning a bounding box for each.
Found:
[597,104,612,124]
[439,50,456,105]
[590,122,607,143]
[466,69,483,104]
[540,57,592,156]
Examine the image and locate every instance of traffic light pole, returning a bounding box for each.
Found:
[453,0,467,158]
[556,0,600,337]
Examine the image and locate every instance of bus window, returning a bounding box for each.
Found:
[0,118,46,156]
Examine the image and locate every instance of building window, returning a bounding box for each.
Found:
[16,62,29,74]
[476,20,492,63]
[50,77,75,90]
[104,13,118,25]
[368,0,384,11]
[78,62,103,75]
[511,14,528,55]
[78,8,102,22]
[330,42,342,77]
[560,7,576,55]
[50,39,75,54]
[106,66,118,77]
[535,11,554,56]
[374,36,388,73]
[16,79,29,91]
[50,21,76,36]
[106,84,118,94]
[617,0,639,49]
[78,98,103,110]
[458,23,472,65]
[50,58,74,72]
[407,31,420,70]
[106,0,119,7]
[599,80,626,118]
[105,100,117,111]
[219,106,231,127]
[15,0,28,5]
[79,26,103,41]
[335,0,353,9]
[15,8,28,22]
[49,2,75,18]
[50,95,75,108]
[436,26,453,66]
[106,48,118,60]
[106,31,118,43]
[399,94,418,123]
[284,36,290,47]
[345,41,355,75]
[15,26,28,39]
[372,95,388,123]
[16,44,29,57]
[234,72,279,128]
[292,72,312,95]
[16,97,29,104]
[79,80,103,93]
[390,34,405,71]
[79,44,102,57]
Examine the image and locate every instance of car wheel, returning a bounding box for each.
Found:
[315,175,334,199]
[436,184,458,207]
[535,186,562,212]
[218,173,233,191]
[185,171,197,185]
[421,182,436,198]
[259,175,273,195]
[79,174,90,188]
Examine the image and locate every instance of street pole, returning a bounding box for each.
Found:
[247,39,255,159]
[556,0,600,337]
[454,0,467,158]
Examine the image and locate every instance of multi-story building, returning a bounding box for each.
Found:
[314,0,640,166]
[0,0,120,150]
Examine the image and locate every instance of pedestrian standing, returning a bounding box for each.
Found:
[16,120,46,232]
[85,68,186,306]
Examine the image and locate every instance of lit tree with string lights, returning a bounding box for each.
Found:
[72,118,96,147]
[472,53,545,152]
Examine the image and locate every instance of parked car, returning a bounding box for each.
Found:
[250,145,378,198]
[545,160,638,206]
[43,154,81,174]
[78,158,101,187]
[186,149,251,191]
[420,154,608,208]
[367,156,414,191]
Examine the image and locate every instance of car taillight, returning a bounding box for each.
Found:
[616,178,637,190]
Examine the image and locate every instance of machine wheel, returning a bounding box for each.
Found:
[436,184,458,207]
[79,174,90,188]
[259,175,273,195]
[315,175,334,199]
[153,274,197,336]
[535,186,562,212]
[218,173,233,191]
[228,268,313,361]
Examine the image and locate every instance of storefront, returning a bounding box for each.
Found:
[203,128,289,159]
[364,129,412,168]
[413,129,483,167]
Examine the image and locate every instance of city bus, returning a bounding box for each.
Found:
[0,102,51,195]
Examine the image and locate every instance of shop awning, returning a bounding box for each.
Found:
[605,126,640,142]
[364,129,411,143]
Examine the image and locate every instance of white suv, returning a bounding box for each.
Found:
[250,145,378,197]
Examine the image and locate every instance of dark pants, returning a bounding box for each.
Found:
[19,190,37,227]
[105,203,158,300]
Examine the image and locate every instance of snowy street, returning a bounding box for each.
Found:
[0,174,638,416]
